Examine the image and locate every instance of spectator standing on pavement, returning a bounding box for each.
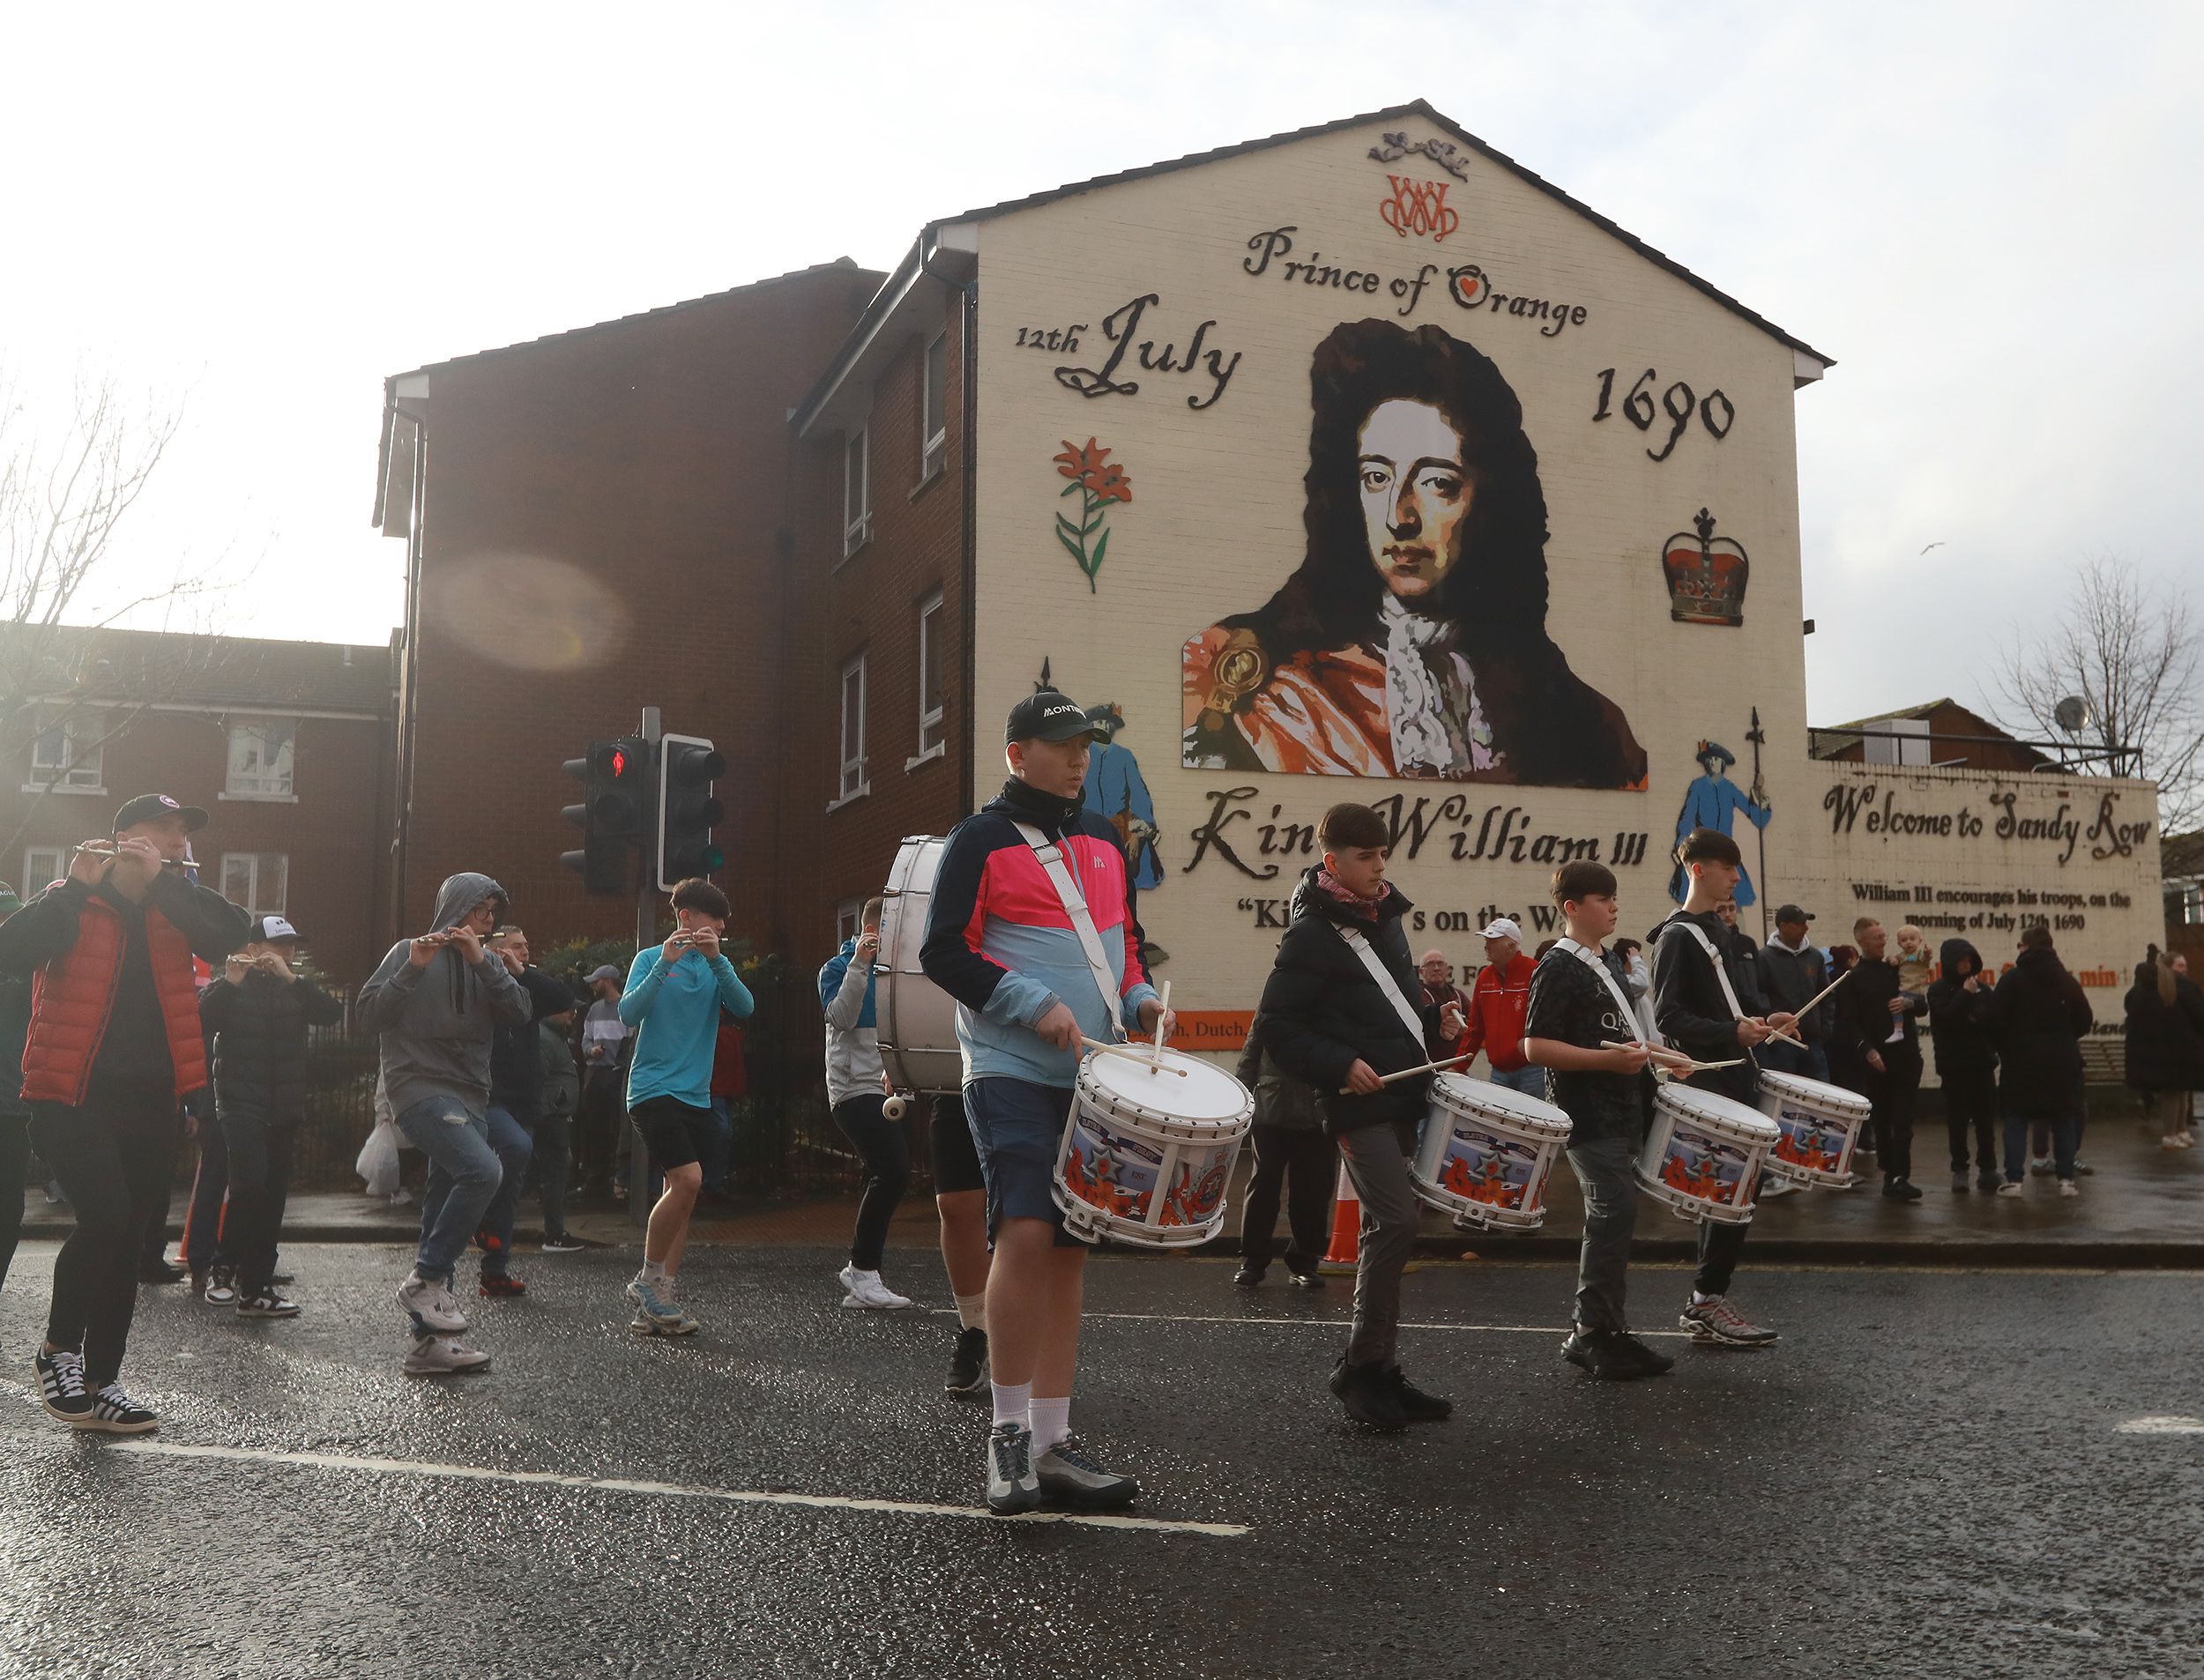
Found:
[1456,918,1539,1096]
[477,926,581,1297]
[2125,948,2203,1151]
[0,794,251,1431]
[1986,926,2092,1196]
[920,689,1166,1514]
[197,916,343,1319]
[1834,918,1927,1202]
[536,1006,584,1249]
[358,872,532,1376]
[619,878,755,1337]
[1756,906,1832,1083]
[1416,951,1468,1063]
[577,964,633,1201]
[818,899,916,1312]
[0,884,30,1295]
[1230,1013,1330,1290]
[1255,802,1463,1433]
[1925,939,2000,1192]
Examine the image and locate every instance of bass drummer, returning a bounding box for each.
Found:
[1254,802,1463,1434]
[1649,829,1796,1349]
[919,689,1170,1517]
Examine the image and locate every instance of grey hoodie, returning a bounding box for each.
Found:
[357,871,532,1118]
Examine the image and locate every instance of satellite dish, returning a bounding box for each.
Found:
[2054,695,2090,732]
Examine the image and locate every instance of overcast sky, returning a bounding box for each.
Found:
[4,2,2196,730]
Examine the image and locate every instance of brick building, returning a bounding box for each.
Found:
[0,626,395,985]
[1810,698,2059,774]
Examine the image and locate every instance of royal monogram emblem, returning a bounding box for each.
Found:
[1380,175,1458,242]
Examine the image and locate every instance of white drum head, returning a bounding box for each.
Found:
[1083,1045,1248,1125]
[1656,1082,1779,1143]
[1757,1067,1872,1119]
[1430,1071,1570,1137]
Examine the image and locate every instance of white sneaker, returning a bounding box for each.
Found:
[2165,1136,2188,1152]
[2180,1132,2197,1148]
[404,1334,491,1375]
[1994,1181,2026,1199]
[2058,1179,2080,1197]
[397,1272,469,1334]
[838,1264,913,1310]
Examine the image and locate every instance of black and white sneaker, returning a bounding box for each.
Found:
[944,1327,988,1396]
[1034,1434,1139,1510]
[540,1233,586,1253]
[79,1382,160,1434]
[986,1421,1042,1515]
[203,1264,237,1306]
[236,1288,302,1318]
[34,1349,93,1422]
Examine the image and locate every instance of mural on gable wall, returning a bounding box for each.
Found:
[1668,736,1772,907]
[1180,318,1646,790]
[1083,702,1164,891]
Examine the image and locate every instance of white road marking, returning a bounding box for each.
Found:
[80,1438,1248,1537]
[2114,1416,2204,1435]
[929,1308,1692,1339]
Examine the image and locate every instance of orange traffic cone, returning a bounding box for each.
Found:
[1321,1159,1360,1272]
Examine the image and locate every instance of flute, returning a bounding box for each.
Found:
[73,842,192,871]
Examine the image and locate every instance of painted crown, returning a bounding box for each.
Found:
[1662,509,1749,628]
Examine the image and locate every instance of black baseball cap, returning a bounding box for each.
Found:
[114,792,208,834]
[1773,903,1814,925]
[1005,689,1102,745]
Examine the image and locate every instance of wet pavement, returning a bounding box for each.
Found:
[2,1240,2200,1679]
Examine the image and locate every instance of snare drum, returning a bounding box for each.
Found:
[876,836,962,1097]
[1637,1084,1779,1224]
[1054,1046,1254,1248]
[1758,1069,1871,1188]
[1411,1074,1572,1230]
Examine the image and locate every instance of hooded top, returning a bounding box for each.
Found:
[818,936,885,1108]
[356,871,532,1119]
[1924,938,1998,1075]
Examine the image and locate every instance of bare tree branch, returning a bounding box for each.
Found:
[1989,556,2204,830]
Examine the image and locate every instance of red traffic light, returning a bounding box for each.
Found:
[609,747,628,778]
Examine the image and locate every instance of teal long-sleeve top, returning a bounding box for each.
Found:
[619,947,755,1109]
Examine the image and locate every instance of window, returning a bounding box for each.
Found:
[920,333,948,481]
[226,718,296,797]
[220,852,288,915]
[27,707,104,791]
[843,426,870,557]
[835,653,868,805]
[2178,882,2203,926]
[836,898,863,948]
[912,590,946,764]
[22,847,64,892]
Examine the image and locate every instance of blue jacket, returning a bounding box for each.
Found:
[620,947,755,1109]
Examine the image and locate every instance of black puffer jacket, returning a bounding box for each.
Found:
[200,967,346,1126]
[1255,868,1440,1137]
[1925,938,1998,1076]
[1984,945,2092,1119]
[2124,971,2204,1094]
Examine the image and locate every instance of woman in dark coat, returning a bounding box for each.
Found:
[2125,947,2204,1149]
[1231,1012,1332,1289]
[1984,927,2093,1194]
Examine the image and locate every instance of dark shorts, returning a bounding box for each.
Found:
[962,1077,1083,1248]
[629,1096,715,1172]
[929,1090,986,1195]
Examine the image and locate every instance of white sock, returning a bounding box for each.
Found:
[1028,1395,1070,1453]
[1692,1290,1716,1306]
[640,1260,669,1284]
[990,1380,1031,1430]
[955,1292,987,1331]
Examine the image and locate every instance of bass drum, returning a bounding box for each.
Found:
[877,836,963,1099]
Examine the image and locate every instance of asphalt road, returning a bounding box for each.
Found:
[2,1242,2199,1680]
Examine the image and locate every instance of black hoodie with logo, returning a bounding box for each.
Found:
[1924,937,1998,1076]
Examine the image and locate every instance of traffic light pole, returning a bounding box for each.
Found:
[629,706,661,1230]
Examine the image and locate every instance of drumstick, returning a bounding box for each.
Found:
[1148,980,1171,1068]
[1765,968,1851,1046]
[1337,1050,1478,1095]
[1079,1036,1188,1075]
[1603,1042,1744,1074]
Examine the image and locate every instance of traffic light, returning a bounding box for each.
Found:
[560,736,652,895]
[657,732,726,888]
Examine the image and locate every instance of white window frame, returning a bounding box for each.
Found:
[830,652,869,809]
[220,851,288,916]
[223,716,298,799]
[907,589,946,769]
[920,332,949,484]
[835,897,863,948]
[842,425,871,559]
[25,706,106,794]
[23,846,65,893]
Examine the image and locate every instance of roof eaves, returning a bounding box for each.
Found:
[942,99,1834,368]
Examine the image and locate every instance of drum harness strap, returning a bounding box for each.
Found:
[1552,938,1646,1044]
[1011,821,1128,1042]
[1658,916,1759,1075]
[1333,924,1428,1048]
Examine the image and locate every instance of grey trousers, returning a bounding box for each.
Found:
[1563,1134,1641,1333]
[1335,1122,1421,1368]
